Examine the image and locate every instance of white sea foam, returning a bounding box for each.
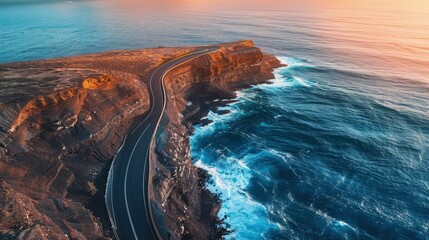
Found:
[277,56,314,68]
[235,90,257,102]
[189,57,318,239]
[294,76,311,87]
[252,56,315,90]
[236,158,250,170]
[193,105,243,139]
[192,141,279,239]
[194,160,228,190]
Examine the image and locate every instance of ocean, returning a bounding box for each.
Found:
[1,0,428,239]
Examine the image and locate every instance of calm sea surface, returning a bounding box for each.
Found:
[1,0,428,239]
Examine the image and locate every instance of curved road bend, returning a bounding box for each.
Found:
[105,47,219,240]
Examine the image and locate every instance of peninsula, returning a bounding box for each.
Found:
[0,40,282,239]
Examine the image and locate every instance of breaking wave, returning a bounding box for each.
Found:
[190,56,429,239]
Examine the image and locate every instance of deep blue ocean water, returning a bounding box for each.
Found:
[1,1,428,239]
[192,57,429,239]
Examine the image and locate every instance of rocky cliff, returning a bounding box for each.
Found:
[0,41,282,239]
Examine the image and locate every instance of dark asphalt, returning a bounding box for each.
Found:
[105,47,219,240]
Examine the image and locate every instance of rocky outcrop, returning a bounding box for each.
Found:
[152,41,283,239]
[0,47,192,239]
[0,41,282,239]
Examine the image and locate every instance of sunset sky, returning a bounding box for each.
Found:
[97,0,429,11]
[0,0,428,239]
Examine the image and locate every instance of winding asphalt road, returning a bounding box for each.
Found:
[105,47,219,240]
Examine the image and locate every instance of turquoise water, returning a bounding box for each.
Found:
[1,1,429,239]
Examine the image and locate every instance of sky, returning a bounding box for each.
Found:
[1,0,429,13]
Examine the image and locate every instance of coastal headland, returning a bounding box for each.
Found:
[0,40,282,239]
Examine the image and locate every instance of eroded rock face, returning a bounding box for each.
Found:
[0,41,282,239]
[152,41,283,239]
[0,47,192,239]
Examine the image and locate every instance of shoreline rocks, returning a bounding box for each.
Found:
[0,40,282,239]
[152,41,283,239]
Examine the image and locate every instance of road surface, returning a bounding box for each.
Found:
[105,47,219,240]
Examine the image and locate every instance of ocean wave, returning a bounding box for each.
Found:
[190,53,429,239]
[252,56,315,90]
[193,150,279,239]
[195,160,229,190]
[277,56,314,69]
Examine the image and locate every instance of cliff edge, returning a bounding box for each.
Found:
[0,41,282,239]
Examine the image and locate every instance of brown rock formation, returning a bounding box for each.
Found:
[0,41,282,239]
[152,41,283,239]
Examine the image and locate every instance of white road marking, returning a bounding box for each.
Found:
[107,48,220,240]
[144,48,220,239]
[141,142,152,234]
[130,49,211,135]
[110,134,127,228]
[124,124,151,240]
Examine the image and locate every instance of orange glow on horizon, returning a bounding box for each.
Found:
[98,0,429,12]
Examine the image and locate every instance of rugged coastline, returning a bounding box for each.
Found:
[0,40,282,239]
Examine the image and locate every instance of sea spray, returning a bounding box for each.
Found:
[190,57,306,239]
[191,54,429,239]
